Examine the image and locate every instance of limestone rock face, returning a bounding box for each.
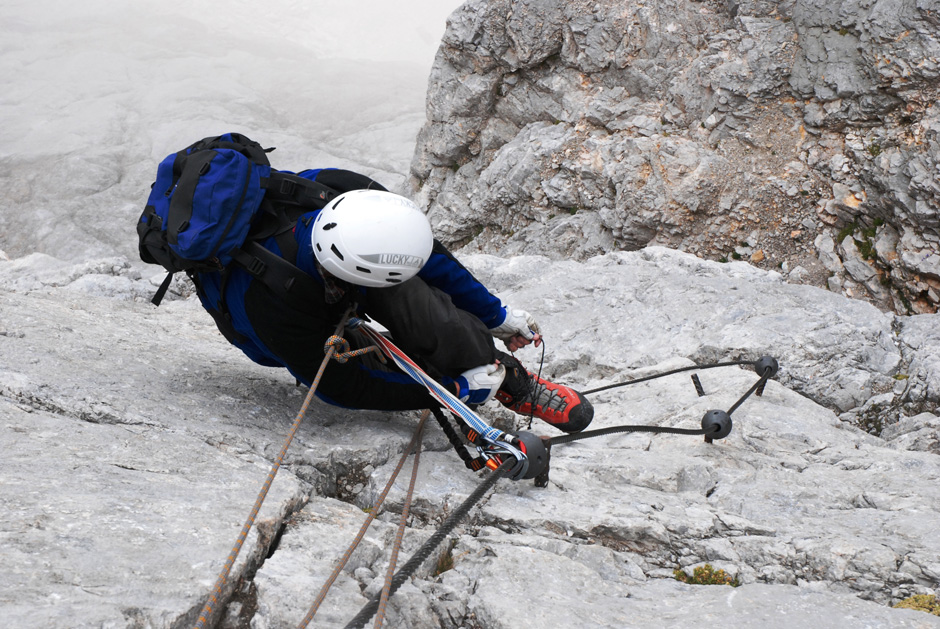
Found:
[3,250,939,628]
[410,0,940,315]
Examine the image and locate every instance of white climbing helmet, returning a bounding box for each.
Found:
[311,189,433,287]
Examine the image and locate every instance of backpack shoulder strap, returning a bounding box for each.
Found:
[224,170,342,310]
[183,168,343,316]
[264,171,339,209]
[230,241,321,313]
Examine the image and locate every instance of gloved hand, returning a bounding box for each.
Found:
[489,306,542,351]
[455,363,507,405]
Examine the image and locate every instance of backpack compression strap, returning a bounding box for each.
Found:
[229,241,322,314]
[263,172,339,209]
[166,150,219,247]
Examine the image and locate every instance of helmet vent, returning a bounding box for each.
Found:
[331,244,344,261]
[356,266,371,273]
[388,272,402,276]
[323,222,337,231]
[385,278,402,284]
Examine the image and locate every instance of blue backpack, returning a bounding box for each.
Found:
[138,133,339,307]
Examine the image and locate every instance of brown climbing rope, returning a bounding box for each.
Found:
[194,308,355,629]
[297,409,429,628]
[374,415,426,628]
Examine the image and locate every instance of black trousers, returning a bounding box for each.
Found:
[359,277,497,379]
[246,274,496,410]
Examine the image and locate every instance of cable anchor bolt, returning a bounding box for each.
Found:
[753,356,779,396]
[702,409,733,443]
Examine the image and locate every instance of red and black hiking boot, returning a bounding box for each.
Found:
[494,352,593,433]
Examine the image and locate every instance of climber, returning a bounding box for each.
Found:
[187,169,594,434]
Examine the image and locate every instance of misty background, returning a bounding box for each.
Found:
[0,0,465,265]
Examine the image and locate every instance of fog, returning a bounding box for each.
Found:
[0,0,465,261]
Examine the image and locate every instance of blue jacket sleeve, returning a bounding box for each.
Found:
[417,241,506,329]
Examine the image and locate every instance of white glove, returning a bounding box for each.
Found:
[489,306,541,342]
[456,363,506,405]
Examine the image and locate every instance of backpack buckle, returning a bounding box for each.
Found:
[245,256,266,277]
[278,177,296,196]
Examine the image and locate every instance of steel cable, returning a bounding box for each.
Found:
[341,357,777,627]
[583,360,754,395]
[343,459,514,629]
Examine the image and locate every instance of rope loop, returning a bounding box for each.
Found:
[325,335,387,364]
[324,335,351,358]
